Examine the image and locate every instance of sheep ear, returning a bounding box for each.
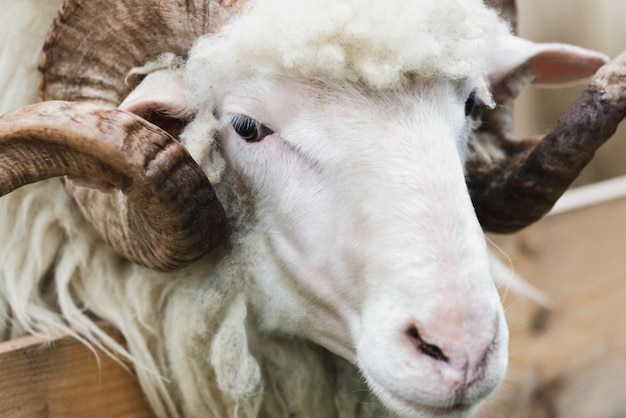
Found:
[119,68,224,184]
[69,70,196,192]
[489,35,609,85]
[119,70,196,138]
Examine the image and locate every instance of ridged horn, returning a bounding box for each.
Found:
[468,49,626,233]
[40,0,245,104]
[29,0,246,269]
[0,101,225,271]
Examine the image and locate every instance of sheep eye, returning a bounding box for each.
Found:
[464,90,477,117]
[230,115,273,142]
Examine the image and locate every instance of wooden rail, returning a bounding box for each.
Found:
[0,327,155,418]
[485,175,626,417]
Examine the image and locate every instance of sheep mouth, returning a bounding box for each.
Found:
[391,393,472,418]
[362,369,474,417]
[412,402,472,417]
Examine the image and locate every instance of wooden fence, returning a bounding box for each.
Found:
[0,326,155,418]
[484,176,626,417]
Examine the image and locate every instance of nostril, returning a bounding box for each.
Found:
[406,325,449,363]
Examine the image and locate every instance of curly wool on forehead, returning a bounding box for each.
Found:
[188,0,509,90]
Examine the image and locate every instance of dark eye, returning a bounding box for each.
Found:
[230,115,273,142]
[464,90,477,117]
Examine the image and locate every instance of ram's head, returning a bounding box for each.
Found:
[0,0,624,416]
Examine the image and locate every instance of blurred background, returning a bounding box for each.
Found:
[515,0,626,186]
[483,2,626,417]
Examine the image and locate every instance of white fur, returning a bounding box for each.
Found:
[204,76,509,416]
[0,1,516,417]
[191,0,508,89]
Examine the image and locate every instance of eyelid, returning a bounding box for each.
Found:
[230,114,256,131]
[229,114,274,142]
[227,114,273,131]
[464,90,477,117]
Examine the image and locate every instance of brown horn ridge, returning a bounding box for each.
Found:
[0,0,246,270]
[468,51,626,233]
[469,0,626,233]
[39,0,247,104]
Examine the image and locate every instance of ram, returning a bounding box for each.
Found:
[0,0,624,417]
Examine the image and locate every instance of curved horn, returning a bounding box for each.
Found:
[0,101,225,271]
[469,49,626,233]
[40,0,245,104]
[26,0,246,269]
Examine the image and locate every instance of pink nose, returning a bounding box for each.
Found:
[406,325,492,390]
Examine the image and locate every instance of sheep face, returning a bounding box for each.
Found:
[0,0,617,416]
[199,73,508,417]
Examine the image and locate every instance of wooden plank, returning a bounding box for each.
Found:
[483,188,626,417]
[0,326,156,418]
[549,174,626,215]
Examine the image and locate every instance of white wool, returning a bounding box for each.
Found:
[13,219,379,416]
[210,294,263,405]
[179,112,226,183]
[188,0,509,92]
[0,181,179,417]
[0,180,387,418]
